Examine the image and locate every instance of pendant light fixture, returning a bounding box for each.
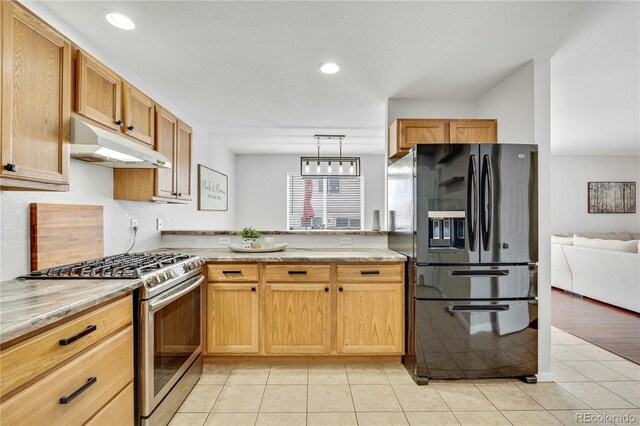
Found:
[300,135,360,177]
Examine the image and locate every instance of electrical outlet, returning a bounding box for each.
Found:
[131,219,138,229]
[156,218,163,231]
[340,237,353,245]
[219,237,231,245]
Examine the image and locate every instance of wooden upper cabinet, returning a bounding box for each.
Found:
[76,51,122,131]
[1,2,70,190]
[175,120,192,200]
[449,119,497,144]
[264,283,331,354]
[123,83,154,145]
[155,106,177,199]
[388,118,497,158]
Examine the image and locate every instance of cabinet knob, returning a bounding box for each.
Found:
[4,163,17,172]
[177,193,182,197]
[339,287,344,292]
[324,287,329,292]
[251,287,256,292]
[128,125,135,131]
[115,120,124,127]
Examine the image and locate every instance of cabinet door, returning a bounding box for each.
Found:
[76,52,122,131]
[123,83,154,145]
[207,284,259,354]
[264,284,331,354]
[449,120,497,144]
[154,106,177,199]
[337,283,403,354]
[1,2,70,186]
[175,120,192,201]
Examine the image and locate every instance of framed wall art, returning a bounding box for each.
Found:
[198,164,228,211]
[588,181,636,214]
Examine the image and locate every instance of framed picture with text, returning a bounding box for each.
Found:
[588,181,636,214]
[198,164,228,211]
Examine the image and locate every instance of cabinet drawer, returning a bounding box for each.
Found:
[86,382,133,426]
[0,295,132,398]
[337,264,403,283]
[0,326,133,425]
[207,264,259,282]
[265,265,331,282]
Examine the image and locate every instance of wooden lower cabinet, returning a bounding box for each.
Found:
[264,283,331,354]
[205,262,404,357]
[86,382,134,426]
[207,283,259,354]
[0,295,134,425]
[337,283,404,354]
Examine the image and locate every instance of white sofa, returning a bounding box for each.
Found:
[551,232,640,313]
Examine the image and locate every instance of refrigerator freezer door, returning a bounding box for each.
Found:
[416,144,480,264]
[415,265,537,300]
[480,144,538,264]
[414,299,538,380]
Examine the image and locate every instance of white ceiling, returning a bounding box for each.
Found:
[36,1,629,155]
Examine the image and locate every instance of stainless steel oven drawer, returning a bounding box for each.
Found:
[415,299,538,380]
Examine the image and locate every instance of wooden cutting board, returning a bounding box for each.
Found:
[30,203,104,271]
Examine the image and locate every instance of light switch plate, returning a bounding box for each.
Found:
[156,218,163,231]
[340,237,353,245]
[219,237,231,245]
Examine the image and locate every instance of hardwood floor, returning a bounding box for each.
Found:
[551,288,640,364]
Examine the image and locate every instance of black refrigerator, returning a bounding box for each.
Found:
[388,143,538,384]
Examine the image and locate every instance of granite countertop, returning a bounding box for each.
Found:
[156,248,407,262]
[0,277,143,345]
[162,230,387,236]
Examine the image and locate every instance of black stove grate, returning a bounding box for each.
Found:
[23,252,193,279]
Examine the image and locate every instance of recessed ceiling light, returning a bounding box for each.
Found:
[318,62,341,74]
[105,12,135,30]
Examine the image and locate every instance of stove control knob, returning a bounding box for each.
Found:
[166,270,174,279]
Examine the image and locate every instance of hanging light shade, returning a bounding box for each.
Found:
[300,135,360,177]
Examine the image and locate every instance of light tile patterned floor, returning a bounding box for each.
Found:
[170,328,639,425]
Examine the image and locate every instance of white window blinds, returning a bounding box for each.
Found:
[287,174,364,230]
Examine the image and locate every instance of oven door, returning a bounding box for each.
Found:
[140,273,204,417]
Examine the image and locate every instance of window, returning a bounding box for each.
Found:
[287,174,364,230]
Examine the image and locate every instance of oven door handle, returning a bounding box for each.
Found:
[149,275,204,312]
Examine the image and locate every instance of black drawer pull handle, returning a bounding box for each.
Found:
[339,287,344,292]
[222,270,242,274]
[128,125,135,131]
[4,163,17,172]
[288,270,307,275]
[447,304,510,313]
[251,287,256,292]
[449,270,509,277]
[360,270,380,275]
[59,377,96,404]
[115,119,123,126]
[59,325,97,346]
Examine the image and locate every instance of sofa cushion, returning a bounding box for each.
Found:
[555,232,573,238]
[631,233,640,240]
[573,236,638,253]
[575,232,633,241]
[551,235,573,245]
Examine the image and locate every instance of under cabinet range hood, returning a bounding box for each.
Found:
[70,118,171,168]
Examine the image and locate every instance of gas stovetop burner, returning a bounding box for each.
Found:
[21,252,197,279]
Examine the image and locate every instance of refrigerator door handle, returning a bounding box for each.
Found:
[449,269,509,277]
[447,304,510,313]
[467,155,478,252]
[480,154,493,251]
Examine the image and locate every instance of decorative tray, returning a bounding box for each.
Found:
[228,243,288,253]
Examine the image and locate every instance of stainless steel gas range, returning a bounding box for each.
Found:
[22,252,206,426]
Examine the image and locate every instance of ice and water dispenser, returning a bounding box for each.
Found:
[428,211,466,249]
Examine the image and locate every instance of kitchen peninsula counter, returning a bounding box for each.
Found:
[155,248,406,263]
